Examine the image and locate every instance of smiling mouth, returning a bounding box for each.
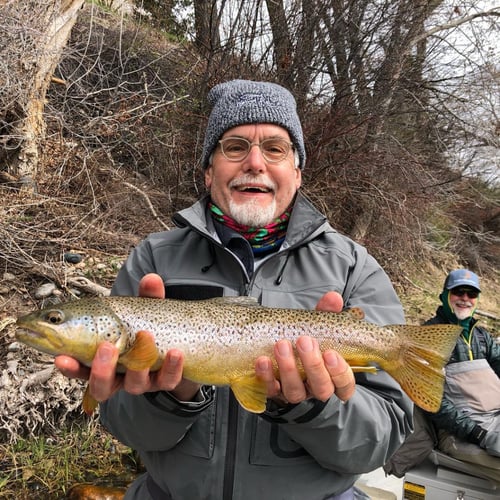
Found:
[234,186,273,193]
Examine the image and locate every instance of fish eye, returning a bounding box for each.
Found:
[46,310,64,324]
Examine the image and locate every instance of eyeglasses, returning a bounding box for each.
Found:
[218,137,294,163]
[450,288,479,299]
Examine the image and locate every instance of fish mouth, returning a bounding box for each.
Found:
[18,329,44,339]
[15,322,65,351]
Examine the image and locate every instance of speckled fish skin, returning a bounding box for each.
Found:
[16,296,462,413]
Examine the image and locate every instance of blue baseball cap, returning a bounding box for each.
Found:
[443,269,481,292]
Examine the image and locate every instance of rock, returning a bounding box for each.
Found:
[34,282,57,299]
[65,483,127,500]
[8,342,21,352]
[64,252,83,264]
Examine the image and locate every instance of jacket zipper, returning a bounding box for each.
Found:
[222,392,239,500]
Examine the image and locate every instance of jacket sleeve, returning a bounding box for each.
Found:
[428,396,478,440]
[111,238,157,296]
[100,388,215,452]
[263,371,413,473]
[340,243,405,326]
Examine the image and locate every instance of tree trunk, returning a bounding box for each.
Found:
[193,0,220,58]
[0,0,84,188]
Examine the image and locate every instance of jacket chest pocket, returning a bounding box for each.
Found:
[249,416,315,466]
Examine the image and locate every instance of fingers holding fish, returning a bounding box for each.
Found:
[296,336,336,402]
[88,342,121,402]
[55,354,91,380]
[315,291,344,313]
[138,273,165,299]
[322,351,355,402]
[123,366,153,395]
[153,349,201,401]
[136,274,204,400]
[255,356,281,399]
[274,339,310,404]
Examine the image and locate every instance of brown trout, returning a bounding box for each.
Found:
[16,296,461,414]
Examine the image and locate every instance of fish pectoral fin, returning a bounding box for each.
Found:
[230,374,268,414]
[118,330,160,371]
[82,384,98,416]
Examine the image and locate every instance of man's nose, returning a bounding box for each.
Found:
[243,144,267,171]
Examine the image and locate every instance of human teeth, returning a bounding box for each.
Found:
[238,186,269,192]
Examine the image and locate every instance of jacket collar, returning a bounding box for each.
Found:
[173,191,329,248]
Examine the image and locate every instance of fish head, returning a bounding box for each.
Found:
[15,299,124,366]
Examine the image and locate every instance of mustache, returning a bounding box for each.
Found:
[229,175,276,190]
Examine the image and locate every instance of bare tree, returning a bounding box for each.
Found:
[189,0,499,269]
[0,0,84,187]
[1,0,497,272]
[193,0,221,57]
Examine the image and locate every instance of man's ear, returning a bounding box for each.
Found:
[205,164,213,189]
[295,165,302,190]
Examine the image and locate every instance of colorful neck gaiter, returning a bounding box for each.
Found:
[209,201,291,255]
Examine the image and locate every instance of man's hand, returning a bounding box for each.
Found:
[55,273,201,403]
[255,291,356,405]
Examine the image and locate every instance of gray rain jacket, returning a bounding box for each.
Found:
[100,192,413,500]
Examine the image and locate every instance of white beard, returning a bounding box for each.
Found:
[228,198,277,227]
[453,305,474,320]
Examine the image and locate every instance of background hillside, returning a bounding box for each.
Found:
[1,1,497,307]
[0,2,498,497]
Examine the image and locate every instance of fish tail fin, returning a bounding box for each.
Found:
[230,374,268,414]
[383,324,461,413]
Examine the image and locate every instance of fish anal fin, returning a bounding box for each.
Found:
[118,330,160,371]
[230,374,268,413]
[82,384,98,415]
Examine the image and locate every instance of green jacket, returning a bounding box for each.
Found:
[100,192,413,499]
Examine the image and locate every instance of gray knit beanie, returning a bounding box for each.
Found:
[202,79,306,169]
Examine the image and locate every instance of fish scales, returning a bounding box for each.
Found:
[108,297,397,377]
[15,296,462,414]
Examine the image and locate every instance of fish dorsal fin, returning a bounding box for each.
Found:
[209,296,261,308]
[344,307,365,320]
[230,374,268,413]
